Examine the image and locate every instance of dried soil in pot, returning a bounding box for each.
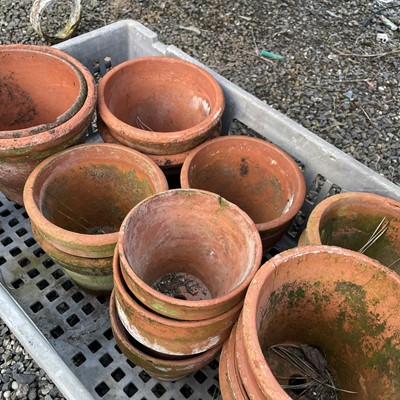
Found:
[113,249,243,356]
[97,56,224,155]
[300,192,400,274]
[239,245,400,400]
[0,45,96,205]
[109,287,222,381]
[23,143,168,259]
[118,189,262,321]
[180,136,306,248]
[0,45,86,138]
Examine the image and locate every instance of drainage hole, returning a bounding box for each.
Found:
[288,374,308,395]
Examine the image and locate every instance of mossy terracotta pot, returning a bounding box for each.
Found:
[180,136,306,248]
[31,223,113,293]
[0,44,96,205]
[97,56,224,156]
[118,189,262,321]
[298,192,400,274]
[110,288,223,381]
[24,143,168,262]
[219,322,249,400]
[237,246,400,400]
[113,249,243,356]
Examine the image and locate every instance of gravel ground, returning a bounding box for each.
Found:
[0,0,399,399]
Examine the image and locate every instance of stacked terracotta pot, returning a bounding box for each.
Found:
[96,56,225,177]
[24,143,168,293]
[0,45,97,205]
[220,245,400,399]
[111,189,262,380]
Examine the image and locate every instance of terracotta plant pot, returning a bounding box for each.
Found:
[0,44,96,205]
[219,322,249,400]
[237,246,400,400]
[98,116,221,171]
[24,143,168,291]
[31,224,113,293]
[180,136,306,248]
[97,56,224,156]
[299,192,400,274]
[113,248,243,356]
[110,288,222,381]
[118,189,262,321]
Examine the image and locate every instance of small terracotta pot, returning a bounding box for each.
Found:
[118,189,262,321]
[0,44,96,205]
[113,249,242,356]
[219,322,249,400]
[110,289,222,381]
[180,136,306,248]
[238,246,400,399]
[299,192,400,274]
[97,56,224,156]
[31,223,113,294]
[23,143,168,260]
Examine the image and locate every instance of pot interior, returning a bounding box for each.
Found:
[123,191,259,300]
[0,50,82,131]
[104,59,218,133]
[34,146,163,235]
[255,250,400,400]
[185,138,298,224]
[318,198,400,273]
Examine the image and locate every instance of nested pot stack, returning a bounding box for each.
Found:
[97,56,225,173]
[112,189,262,380]
[0,44,97,205]
[219,246,400,400]
[23,143,168,293]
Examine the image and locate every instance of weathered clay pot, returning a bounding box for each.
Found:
[97,56,224,156]
[24,143,168,261]
[0,45,96,204]
[98,116,221,171]
[219,322,249,400]
[110,288,223,381]
[118,189,262,321]
[237,246,400,400]
[31,223,113,293]
[113,249,243,356]
[180,136,306,248]
[298,192,400,274]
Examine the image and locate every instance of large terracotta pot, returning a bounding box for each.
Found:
[299,192,400,274]
[113,249,243,356]
[97,56,224,156]
[0,44,96,205]
[118,189,262,321]
[237,246,400,400]
[110,287,223,381]
[180,136,306,248]
[24,143,168,291]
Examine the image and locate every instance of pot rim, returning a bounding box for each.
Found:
[118,188,262,317]
[0,45,87,139]
[110,289,223,367]
[113,246,244,329]
[180,135,306,233]
[0,44,96,156]
[23,143,169,256]
[97,56,225,145]
[305,191,400,245]
[241,245,400,398]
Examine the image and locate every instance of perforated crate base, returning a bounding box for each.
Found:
[1,20,399,400]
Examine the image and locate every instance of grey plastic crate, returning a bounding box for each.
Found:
[0,20,399,400]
